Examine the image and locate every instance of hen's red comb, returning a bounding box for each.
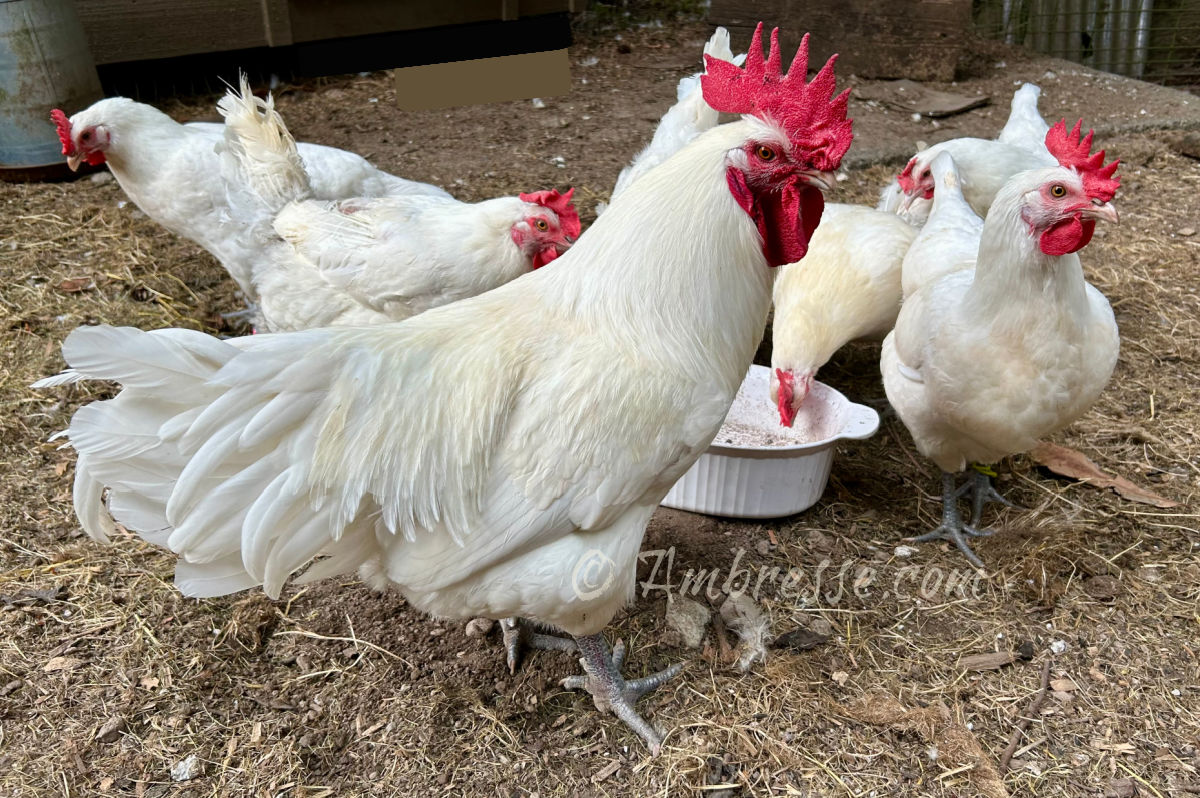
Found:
[701,24,853,172]
[50,109,75,156]
[520,188,581,239]
[1045,119,1119,202]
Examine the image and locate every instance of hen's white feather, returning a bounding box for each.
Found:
[900,152,984,298]
[996,83,1050,156]
[66,92,448,298]
[771,203,916,387]
[217,78,574,332]
[882,166,1119,474]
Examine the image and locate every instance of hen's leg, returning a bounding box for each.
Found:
[909,472,993,570]
[562,635,683,755]
[966,466,1015,528]
[499,617,577,674]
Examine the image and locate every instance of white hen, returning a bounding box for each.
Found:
[881,120,1121,568]
[216,79,580,332]
[996,83,1051,156]
[36,25,853,753]
[769,203,916,424]
[891,84,1057,219]
[52,96,448,300]
[899,152,984,298]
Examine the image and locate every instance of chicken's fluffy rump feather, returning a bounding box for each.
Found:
[996,83,1051,156]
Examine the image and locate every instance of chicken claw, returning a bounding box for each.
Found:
[909,472,997,570]
[965,466,1017,527]
[499,617,577,674]
[562,635,683,755]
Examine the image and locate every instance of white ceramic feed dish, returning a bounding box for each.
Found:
[661,365,880,518]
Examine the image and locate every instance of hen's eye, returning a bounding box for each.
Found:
[1050,184,1066,198]
[756,145,776,162]
[81,131,91,141]
[534,219,549,232]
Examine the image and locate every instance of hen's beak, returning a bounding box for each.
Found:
[799,170,837,192]
[1083,200,1119,224]
[899,188,926,213]
[67,154,82,171]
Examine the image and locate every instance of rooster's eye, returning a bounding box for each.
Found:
[534,219,549,232]
[755,145,776,162]
[1050,184,1066,198]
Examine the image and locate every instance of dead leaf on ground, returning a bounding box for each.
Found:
[56,277,96,293]
[961,651,1019,671]
[773,627,830,652]
[43,656,84,673]
[1050,677,1078,693]
[1031,442,1180,508]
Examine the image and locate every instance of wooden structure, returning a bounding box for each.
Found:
[73,0,576,65]
[708,0,972,82]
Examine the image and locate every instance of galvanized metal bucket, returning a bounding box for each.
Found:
[1,0,103,179]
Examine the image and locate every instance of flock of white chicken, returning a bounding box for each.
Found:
[33,23,1122,753]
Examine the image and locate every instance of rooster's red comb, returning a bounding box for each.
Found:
[1045,119,1119,202]
[520,188,581,240]
[51,109,76,156]
[701,24,853,172]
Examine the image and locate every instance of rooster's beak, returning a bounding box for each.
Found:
[67,154,82,171]
[800,170,837,192]
[1083,200,1119,224]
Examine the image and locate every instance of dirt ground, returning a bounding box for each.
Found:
[2,16,1199,798]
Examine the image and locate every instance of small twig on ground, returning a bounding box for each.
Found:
[710,610,733,664]
[998,660,1052,774]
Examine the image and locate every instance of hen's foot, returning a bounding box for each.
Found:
[908,472,994,570]
[220,305,258,323]
[966,466,1016,527]
[561,635,683,755]
[499,617,576,674]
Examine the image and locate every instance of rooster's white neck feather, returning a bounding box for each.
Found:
[533,118,776,392]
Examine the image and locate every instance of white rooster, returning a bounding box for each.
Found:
[881,120,1120,568]
[216,79,580,332]
[51,95,449,300]
[36,25,853,752]
[769,203,916,424]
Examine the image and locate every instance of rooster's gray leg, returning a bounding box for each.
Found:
[499,617,577,674]
[966,466,1015,528]
[909,472,994,570]
[561,635,683,755]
